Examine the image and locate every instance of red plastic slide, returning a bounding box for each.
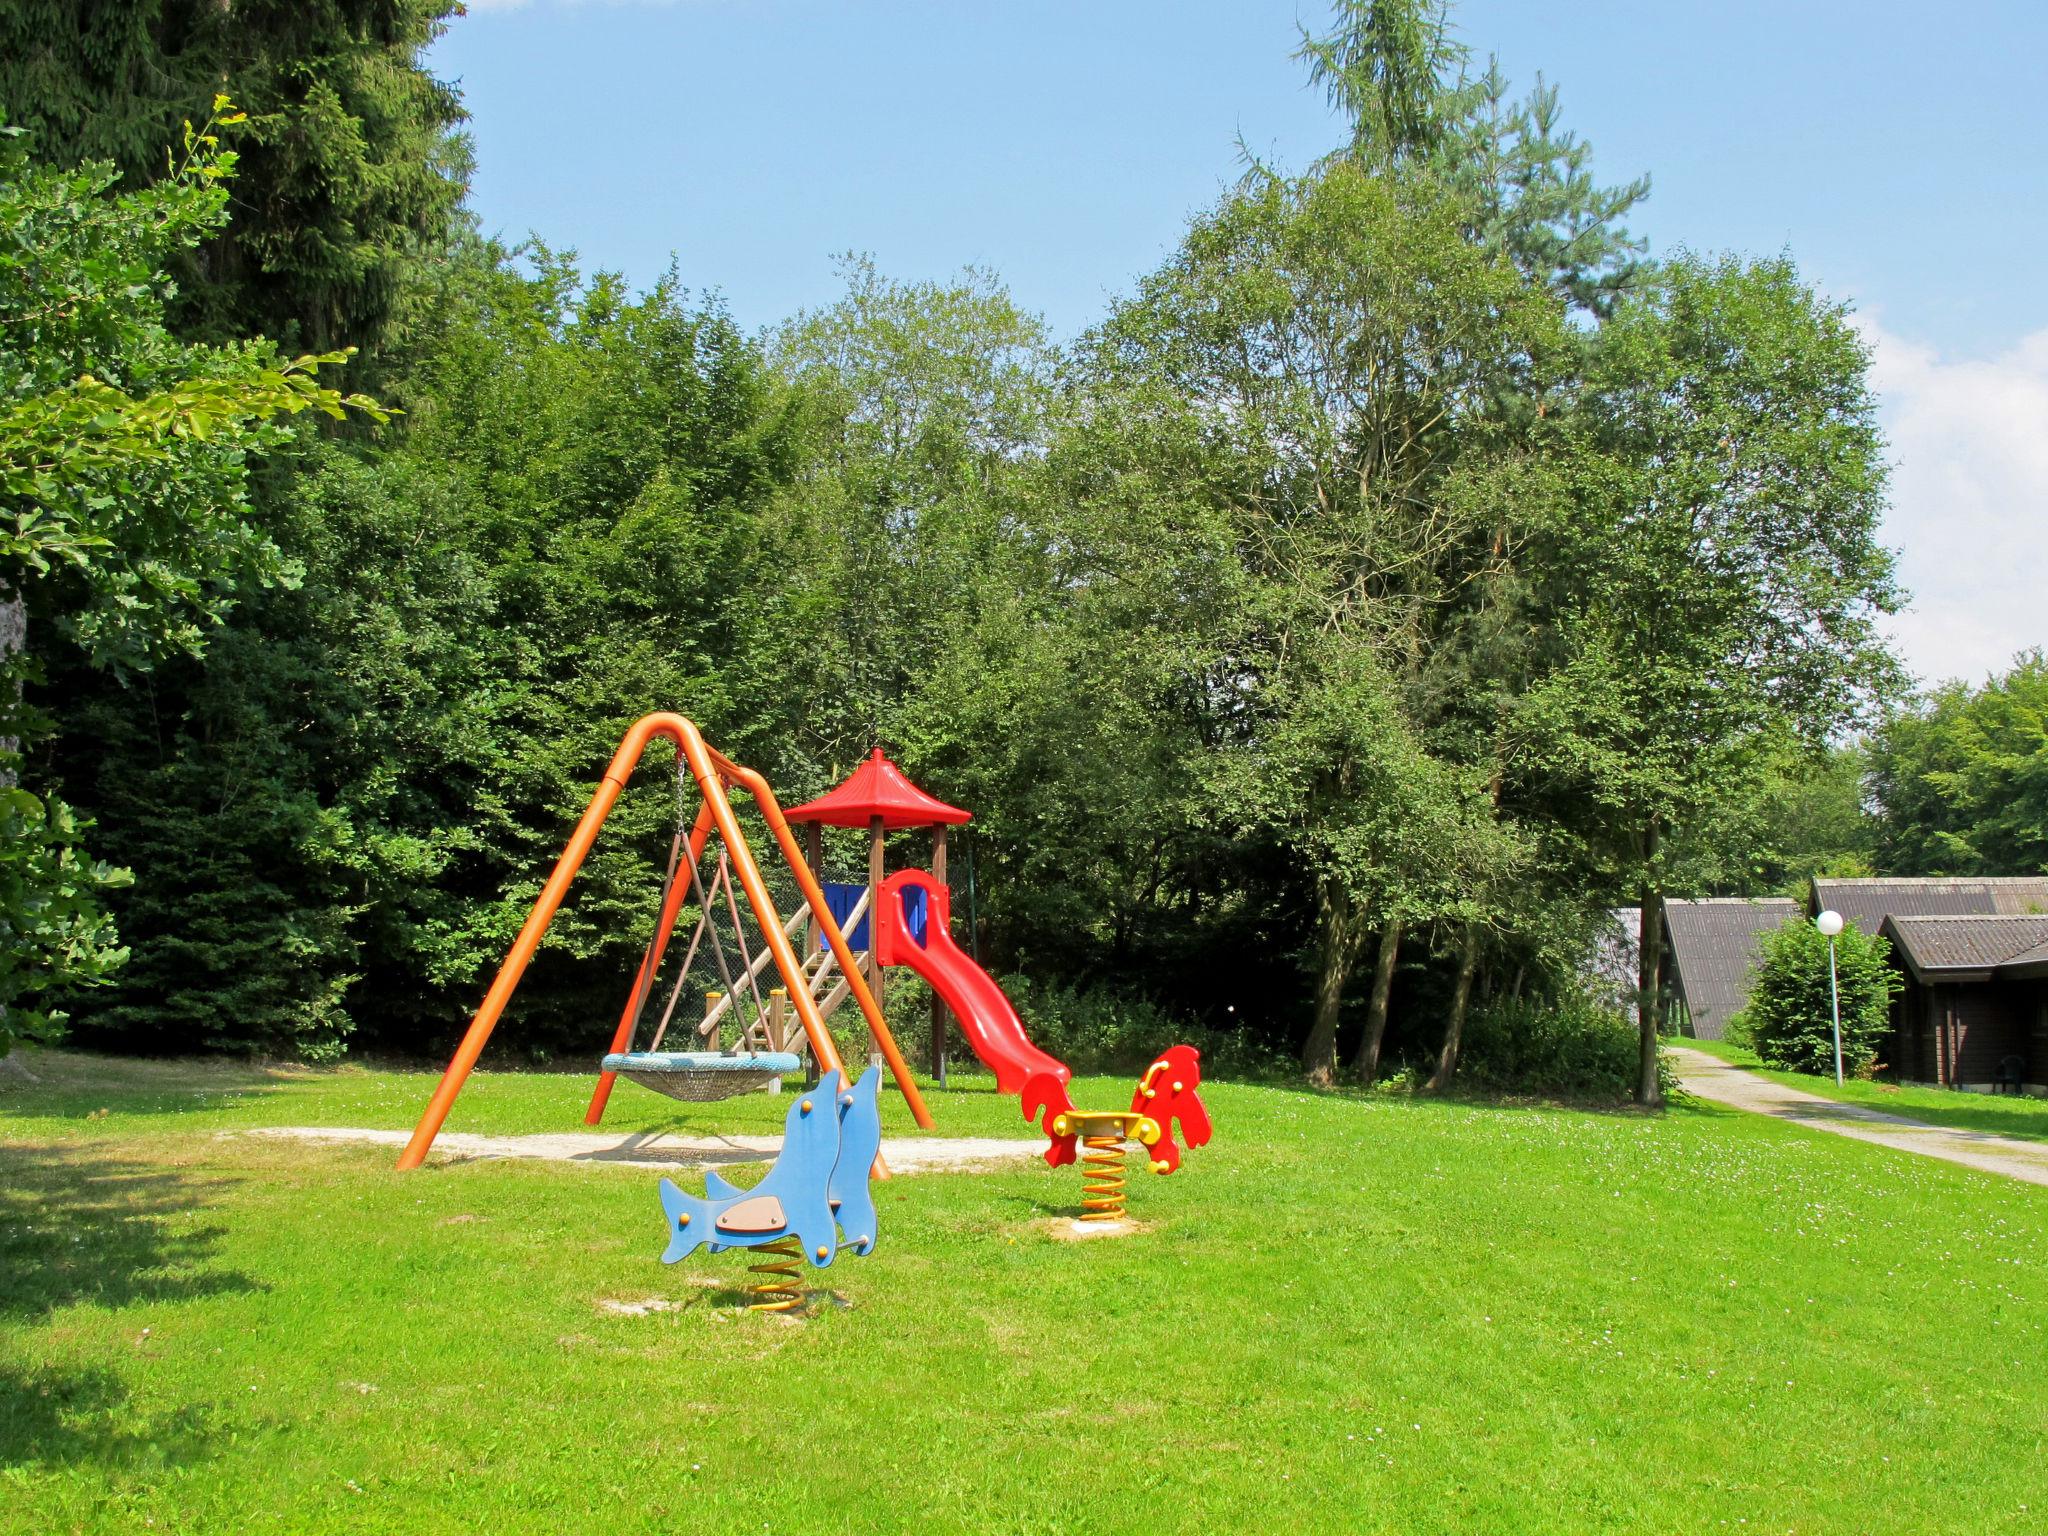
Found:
[871,869,1070,1095]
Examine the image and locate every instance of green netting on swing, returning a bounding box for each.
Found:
[601,769,808,1103]
[602,1051,801,1102]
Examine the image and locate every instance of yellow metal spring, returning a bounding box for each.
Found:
[746,1237,805,1312]
[1079,1133,1129,1222]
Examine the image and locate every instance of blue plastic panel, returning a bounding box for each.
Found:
[822,880,925,951]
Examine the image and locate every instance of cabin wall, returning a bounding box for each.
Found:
[1909,981,2038,1088]
[1885,975,1951,1083]
[2033,989,2048,1088]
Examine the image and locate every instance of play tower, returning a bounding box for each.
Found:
[784,749,1057,1091]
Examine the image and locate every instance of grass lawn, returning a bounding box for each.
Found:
[4,1046,2046,1535]
[1679,1036,2048,1144]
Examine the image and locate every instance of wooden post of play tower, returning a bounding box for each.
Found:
[803,821,823,965]
[868,813,886,1016]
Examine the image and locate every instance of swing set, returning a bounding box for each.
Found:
[395,713,933,1172]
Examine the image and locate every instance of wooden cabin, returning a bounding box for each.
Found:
[1877,914,2048,1093]
[1807,879,2048,1091]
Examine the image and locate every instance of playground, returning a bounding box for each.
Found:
[0,716,2036,1536]
[0,724,2041,1533]
[8,0,2045,1529]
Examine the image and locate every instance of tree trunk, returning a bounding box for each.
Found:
[0,581,23,784]
[1635,819,1665,1108]
[1301,878,1359,1088]
[1427,924,1480,1092]
[1350,921,1402,1084]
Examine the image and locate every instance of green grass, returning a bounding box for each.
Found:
[4,1047,2046,1535]
[1679,1036,2048,1144]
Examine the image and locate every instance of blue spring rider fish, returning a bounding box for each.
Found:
[657,1066,883,1272]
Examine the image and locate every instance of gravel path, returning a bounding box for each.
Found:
[1668,1045,2048,1188]
[241,1124,1049,1174]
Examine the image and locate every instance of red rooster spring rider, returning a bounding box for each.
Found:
[1022,1046,1213,1222]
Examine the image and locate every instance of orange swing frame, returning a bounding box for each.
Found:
[396,713,934,1171]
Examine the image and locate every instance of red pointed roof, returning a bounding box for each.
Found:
[784,748,972,829]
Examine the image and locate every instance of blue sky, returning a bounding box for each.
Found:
[432,0,2048,685]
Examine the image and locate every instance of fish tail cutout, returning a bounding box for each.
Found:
[658,1177,713,1264]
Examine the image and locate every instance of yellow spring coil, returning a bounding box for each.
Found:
[746,1236,805,1312]
[1079,1133,1128,1222]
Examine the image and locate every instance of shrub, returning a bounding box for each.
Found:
[1746,917,1899,1077]
[1457,991,1668,1102]
[998,976,1287,1080]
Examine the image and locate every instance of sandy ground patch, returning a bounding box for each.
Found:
[1038,1215,1149,1240]
[237,1124,1050,1174]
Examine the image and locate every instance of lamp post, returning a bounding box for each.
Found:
[1816,909,1846,1087]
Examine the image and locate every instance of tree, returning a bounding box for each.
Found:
[1525,255,1903,1104]
[1749,743,1878,891]
[1298,0,1650,317]
[1742,915,1899,1077]
[1256,0,1654,1086]
[0,1,468,360]
[771,256,1059,769]
[1870,653,2048,878]
[0,106,382,1056]
[0,782,128,1061]
[1056,158,1561,1086]
[1,108,386,672]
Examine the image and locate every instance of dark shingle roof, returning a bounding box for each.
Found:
[1878,914,2048,980]
[1811,877,2048,934]
[2005,937,2048,971]
[1662,898,1800,1039]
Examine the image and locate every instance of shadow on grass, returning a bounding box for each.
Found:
[0,1360,229,1473]
[1664,1093,1748,1120]
[0,1143,258,1471]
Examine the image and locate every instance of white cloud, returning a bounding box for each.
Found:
[1859,318,2048,688]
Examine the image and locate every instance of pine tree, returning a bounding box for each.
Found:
[1297,0,1651,316]
[0,1,468,361]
